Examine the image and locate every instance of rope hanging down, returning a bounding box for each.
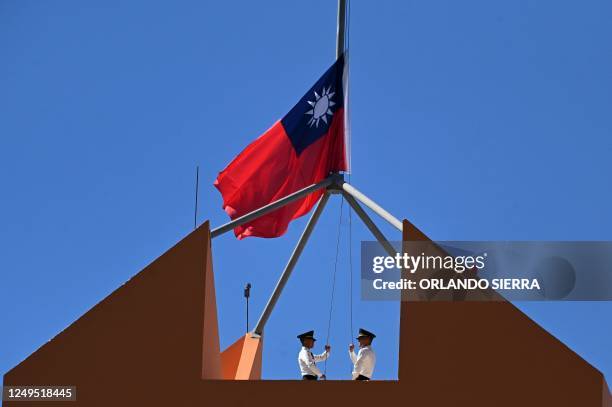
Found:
[348,176,354,345]
[324,0,353,376]
[324,196,344,375]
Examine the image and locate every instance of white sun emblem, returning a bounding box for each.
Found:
[305,86,335,128]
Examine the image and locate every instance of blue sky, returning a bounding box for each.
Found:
[1,0,611,381]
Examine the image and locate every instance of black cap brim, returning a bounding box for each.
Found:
[356,334,375,339]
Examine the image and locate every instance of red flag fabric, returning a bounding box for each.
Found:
[214,56,347,239]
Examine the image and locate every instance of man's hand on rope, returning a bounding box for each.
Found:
[325,344,331,352]
[349,343,354,352]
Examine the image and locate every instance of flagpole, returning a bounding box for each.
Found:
[336,0,347,58]
[248,2,349,337]
[336,0,350,173]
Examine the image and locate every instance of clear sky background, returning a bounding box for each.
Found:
[1,0,611,381]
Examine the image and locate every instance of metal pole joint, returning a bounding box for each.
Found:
[326,172,345,194]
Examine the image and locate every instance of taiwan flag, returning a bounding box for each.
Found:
[214,55,348,239]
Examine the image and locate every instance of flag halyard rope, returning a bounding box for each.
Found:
[324,196,344,376]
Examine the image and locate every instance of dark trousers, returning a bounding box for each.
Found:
[355,374,370,381]
[302,375,318,380]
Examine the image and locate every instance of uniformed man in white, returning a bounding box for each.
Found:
[297,330,330,380]
[349,328,376,380]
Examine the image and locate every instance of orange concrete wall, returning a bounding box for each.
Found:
[220,335,245,380]
[3,222,221,406]
[399,219,610,406]
[220,334,263,380]
[604,380,612,407]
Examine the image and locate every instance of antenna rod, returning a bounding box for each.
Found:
[194,166,199,230]
[244,283,251,333]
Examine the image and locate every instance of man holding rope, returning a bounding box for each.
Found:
[297,330,331,380]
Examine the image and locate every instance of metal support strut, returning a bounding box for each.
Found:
[252,193,331,335]
[211,173,403,335]
[342,182,403,232]
[211,177,332,238]
[342,192,397,257]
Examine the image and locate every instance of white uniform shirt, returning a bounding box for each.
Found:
[298,346,329,377]
[349,345,376,379]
